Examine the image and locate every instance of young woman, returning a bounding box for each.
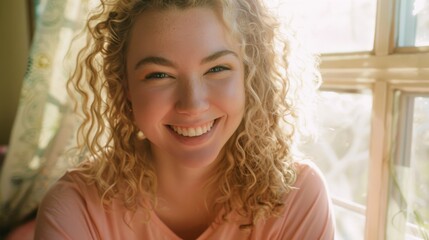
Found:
[35,0,335,239]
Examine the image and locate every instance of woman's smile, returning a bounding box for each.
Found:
[165,118,220,147]
[169,119,215,137]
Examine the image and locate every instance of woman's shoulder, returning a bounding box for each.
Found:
[252,160,334,239]
[282,159,332,211]
[35,170,122,239]
[53,168,94,189]
[39,169,100,211]
[281,159,335,238]
[293,159,328,190]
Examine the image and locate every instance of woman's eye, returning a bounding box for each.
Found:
[145,72,171,80]
[207,66,230,73]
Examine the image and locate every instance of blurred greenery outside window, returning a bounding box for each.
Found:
[387,95,429,239]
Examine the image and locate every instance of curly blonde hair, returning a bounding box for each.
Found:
[69,0,321,229]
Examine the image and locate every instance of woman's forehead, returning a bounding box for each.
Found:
[126,7,241,65]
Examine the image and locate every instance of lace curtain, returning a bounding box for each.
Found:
[0,0,90,229]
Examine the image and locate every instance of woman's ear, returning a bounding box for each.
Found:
[124,80,132,101]
[126,91,133,112]
[124,83,133,112]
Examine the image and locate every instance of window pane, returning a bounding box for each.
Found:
[408,97,429,238]
[334,205,365,240]
[299,90,372,237]
[386,95,429,239]
[264,0,377,53]
[396,0,429,47]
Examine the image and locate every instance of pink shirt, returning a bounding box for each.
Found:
[35,161,335,239]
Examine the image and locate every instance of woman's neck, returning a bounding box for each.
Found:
[148,144,218,195]
[151,152,221,239]
[154,156,216,199]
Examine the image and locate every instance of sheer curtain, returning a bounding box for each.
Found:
[0,0,91,230]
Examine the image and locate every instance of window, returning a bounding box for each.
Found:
[396,0,429,47]
[265,0,377,53]
[300,90,371,239]
[265,0,429,239]
[386,94,429,239]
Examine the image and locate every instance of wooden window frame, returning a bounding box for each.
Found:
[318,0,429,238]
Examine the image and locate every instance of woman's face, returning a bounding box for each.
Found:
[126,7,245,168]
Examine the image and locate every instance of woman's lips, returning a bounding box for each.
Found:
[169,120,215,137]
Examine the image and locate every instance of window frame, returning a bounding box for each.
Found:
[318,0,429,238]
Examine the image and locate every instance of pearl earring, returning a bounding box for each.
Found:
[137,130,146,140]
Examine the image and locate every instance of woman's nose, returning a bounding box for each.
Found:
[175,77,209,115]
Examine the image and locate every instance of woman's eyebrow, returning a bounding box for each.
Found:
[134,49,239,70]
[134,56,175,70]
[201,50,239,64]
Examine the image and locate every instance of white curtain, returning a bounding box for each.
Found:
[0,0,91,229]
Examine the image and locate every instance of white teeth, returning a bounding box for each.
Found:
[189,128,196,136]
[195,127,203,136]
[171,121,215,137]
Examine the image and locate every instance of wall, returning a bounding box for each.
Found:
[0,1,30,145]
